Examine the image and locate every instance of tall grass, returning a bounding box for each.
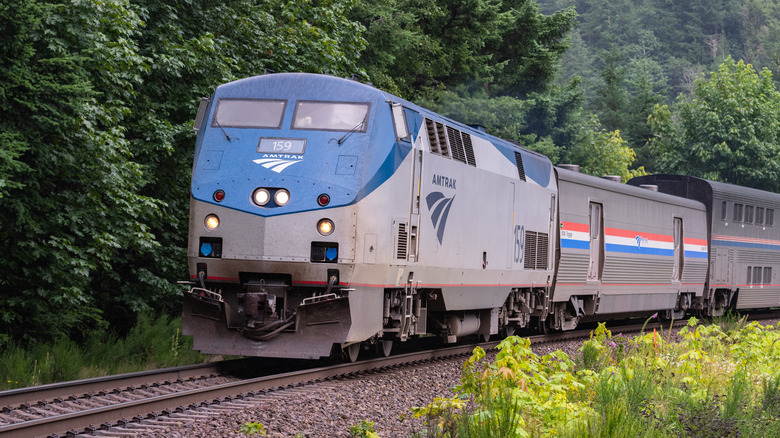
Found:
[0,313,210,390]
[413,319,780,438]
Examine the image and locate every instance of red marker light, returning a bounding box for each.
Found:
[213,189,225,202]
[318,194,330,206]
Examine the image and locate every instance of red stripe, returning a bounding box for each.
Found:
[605,227,673,242]
[557,283,704,287]
[561,221,589,233]
[684,237,708,246]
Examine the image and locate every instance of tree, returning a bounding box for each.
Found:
[564,117,646,181]
[624,56,669,169]
[648,57,780,191]
[0,0,368,342]
[351,0,576,100]
[594,40,629,131]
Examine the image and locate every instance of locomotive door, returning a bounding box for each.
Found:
[391,102,422,262]
[408,148,423,262]
[587,202,604,282]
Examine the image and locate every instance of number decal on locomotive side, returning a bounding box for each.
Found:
[514,225,525,264]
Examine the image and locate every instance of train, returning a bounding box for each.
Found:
[182,73,780,361]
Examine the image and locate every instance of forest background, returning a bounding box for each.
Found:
[2,0,780,344]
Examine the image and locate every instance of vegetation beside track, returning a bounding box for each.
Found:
[412,316,780,437]
[0,314,210,390]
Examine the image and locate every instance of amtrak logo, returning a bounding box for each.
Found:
[635,236,648,248]
[426,192,455,244]
[253,154,303,173]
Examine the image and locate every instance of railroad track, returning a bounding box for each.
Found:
[2,313,775,438]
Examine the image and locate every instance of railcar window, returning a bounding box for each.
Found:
[768,209,775,226]
[292,101,370,131]
[734,203,744,222]
[754,266,763,285]
[756,207,765,225]
[212,98,286,128]
[745,205,754,223]
[747,267,752,284]
[764,267,772,285]
[721,201,727,221]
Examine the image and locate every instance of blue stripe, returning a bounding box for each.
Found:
[713,239,780,251]
[561,239,589,250]
[685,251,709,259]
[605,243,674,257]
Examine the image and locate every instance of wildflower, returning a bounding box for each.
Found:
[609,341,617,348]
[652,312,658,319]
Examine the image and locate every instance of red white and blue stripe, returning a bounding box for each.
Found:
[560,222,708,258]
[712,234,780,251]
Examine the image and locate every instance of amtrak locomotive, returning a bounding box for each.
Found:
[183,73,780,361]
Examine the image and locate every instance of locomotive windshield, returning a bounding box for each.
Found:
[212,98,286,129]
[292,101,369,131]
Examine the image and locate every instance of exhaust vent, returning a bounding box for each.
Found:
[556,164,580,172]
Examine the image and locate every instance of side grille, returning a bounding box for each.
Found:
[425,118,476,166]
[524,231,549,270]
[463,134,475,166]
[524,231,537,269]
[514,151,526,181]
[425,118,451,157]
[448,126,466,163]
[396,222,408,259]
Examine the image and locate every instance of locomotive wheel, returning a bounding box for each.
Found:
[377,340,393,357]
[535,317,550,335]
[344,343,360,362]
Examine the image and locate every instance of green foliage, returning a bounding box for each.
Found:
[648,57,780,191]
[349,419,380,438]
[564,116,647,181]
[0,314,208,390]
[415,320,780,437]
[0,0,367,343]
[352,0,577,100]
[239,421,268,436]
[413,337,589,437]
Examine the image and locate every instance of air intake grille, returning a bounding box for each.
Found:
[425,118,476,166]
[425,118,450,157]
[396,222,408,259]
[448,126,466,163]
[463,134,475,166]
[524,231,549,270]
[514,151,526,181]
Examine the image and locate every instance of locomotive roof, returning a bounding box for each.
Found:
[213,73,552,164]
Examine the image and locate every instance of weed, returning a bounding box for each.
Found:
[349,419,379,437]
[0,313,212,390]
[238,421,267,436]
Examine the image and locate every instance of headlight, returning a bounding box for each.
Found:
[253,188,270,206]
[274,189,290,206]
[205,214,220,230]
[317,218,334,236]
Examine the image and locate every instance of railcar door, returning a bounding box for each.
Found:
[587,202,604,282]
[672,217,684,282]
